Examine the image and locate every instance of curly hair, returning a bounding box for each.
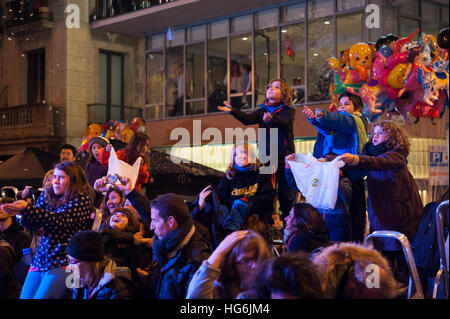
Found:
[225,142,261,180]
[263,79,293,106]
[371,120,411,156]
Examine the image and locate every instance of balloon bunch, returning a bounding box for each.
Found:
[77,117,146,158]
[328,28,449,124]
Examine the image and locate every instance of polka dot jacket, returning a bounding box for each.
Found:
[20,190,93,272]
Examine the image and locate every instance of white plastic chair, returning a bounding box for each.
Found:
[365,230,424,299]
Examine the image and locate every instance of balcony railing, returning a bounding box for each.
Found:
[87,103,143,124]
[4,1,53,29]
[0,103,55,139]
[90,0,177,22]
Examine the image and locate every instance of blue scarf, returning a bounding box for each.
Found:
[233,163,250,173]
[259,103,286,114]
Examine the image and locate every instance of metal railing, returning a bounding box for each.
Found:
[0,103,55,139]
[4,1,53,29]
[87,103,143,124]
[90,0,177,22]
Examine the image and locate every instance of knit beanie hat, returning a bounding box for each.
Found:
[88,136,109,152]
[66,230,105,262]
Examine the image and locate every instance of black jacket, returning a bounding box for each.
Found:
[72,260,135,299]
[216,168,276,224]
[229,104,295,164]
[0,218,32,263]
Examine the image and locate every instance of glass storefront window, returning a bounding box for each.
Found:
[308,17,333,102]
[186,101,206,116]
[382,6,398,36]
[165,46,184,117]
[207,38,227,113]
[147,33,164,50]
[146,52,163,105]
[398,0,418,17]
[231,14,252,33]
[166,28,185,47]
[281,2,305,23]
[281,23,305,105]
[399,17,420,40]
[145,105,163,120]
[337,13,363,59]
[186,43,205,115]
[187,25,206,42]
[209,19,229,39]
[422,1,440,35]
[442,5,449,28]
[256,8,278,30]
[230,33,252,109]
[337,0,364,11]
[308,0,334,19]
[255,28,278,106]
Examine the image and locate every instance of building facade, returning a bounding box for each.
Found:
[1,0,449,201]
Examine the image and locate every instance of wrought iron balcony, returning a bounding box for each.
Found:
[3,1,53,35]
[90,0,177,23]
[0,103,55,139]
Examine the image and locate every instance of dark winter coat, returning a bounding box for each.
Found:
[72,259,135,299]
[229,104,295,164]
[84,158,108,188]
[216,168,275,224]
[351,144,423,251]
[125,190,212,299]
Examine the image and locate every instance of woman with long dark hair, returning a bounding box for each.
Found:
[1,161,94,299]
[284,203,330,253]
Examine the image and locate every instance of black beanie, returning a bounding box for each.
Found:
[66,230,105,262]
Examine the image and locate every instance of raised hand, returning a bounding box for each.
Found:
[340,153,359,165]
[198,185,213,210]
[285,153,296,169]
[114,175,133,195]
[315,109,324,120]
[1,200,28,215]
[263,112,272,123]
[303,106,315,119]
[217,101,232,112]
[207,230,249,269]
[93,177,109,193]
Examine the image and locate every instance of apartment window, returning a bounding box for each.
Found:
[27,49,45,104]
[99,50,124,121]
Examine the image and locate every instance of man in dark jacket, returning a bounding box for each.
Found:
[0,201,32,298]
[118,179,212,299]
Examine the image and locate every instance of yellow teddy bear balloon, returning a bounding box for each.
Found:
[347,42,373,83]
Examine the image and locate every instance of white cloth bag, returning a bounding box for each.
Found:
[107,146,141,189]
[287,153,344,210]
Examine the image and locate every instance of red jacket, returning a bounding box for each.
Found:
[99,147,149,192]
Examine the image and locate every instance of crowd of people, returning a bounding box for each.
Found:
[0,78,448,300]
